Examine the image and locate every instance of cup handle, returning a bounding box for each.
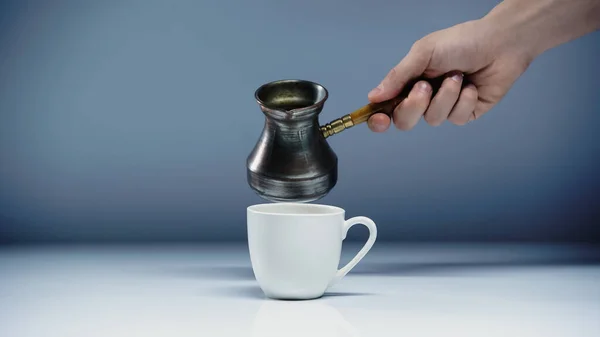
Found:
[328,216,377,287]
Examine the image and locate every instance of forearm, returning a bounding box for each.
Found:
[483,0,600,59]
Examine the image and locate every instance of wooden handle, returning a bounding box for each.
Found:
[348,94,407,125]
[320,76,445,138]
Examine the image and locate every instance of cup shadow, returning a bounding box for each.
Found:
[211,284,374,301]
[143,248,600,281]
[351,255,600,277]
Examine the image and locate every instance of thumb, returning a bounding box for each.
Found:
[368,41,432,103]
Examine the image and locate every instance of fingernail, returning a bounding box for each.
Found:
[376,122,390,132]
[417,82,430,93]
[368,86,382,97]
[372,123,386,132]
[468,112,476,122]
[367,120,379,132]
[451,73,463,82]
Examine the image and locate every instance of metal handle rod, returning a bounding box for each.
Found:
[320,94,406,138]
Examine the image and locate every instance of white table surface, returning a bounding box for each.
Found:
[1,243,599,337]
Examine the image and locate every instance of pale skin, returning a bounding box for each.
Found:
[367,0,600,132]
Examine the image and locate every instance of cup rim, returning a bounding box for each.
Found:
[247,202,344,216]
[254,79,329,121]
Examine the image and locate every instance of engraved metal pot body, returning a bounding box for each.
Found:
[247,79,337,202]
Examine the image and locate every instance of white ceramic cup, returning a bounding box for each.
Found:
[247,202,377,300]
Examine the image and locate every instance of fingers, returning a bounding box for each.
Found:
[391,81,432,131]
[367,113,391,133]
[367,74,479,133]
[368,40,433,103]
[448,84,478,125]
[423,73,463,126]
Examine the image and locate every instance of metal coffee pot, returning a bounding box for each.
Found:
[246,79,410,203]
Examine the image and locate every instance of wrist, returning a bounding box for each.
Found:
[480,1,549,62]
[482,0,600,59]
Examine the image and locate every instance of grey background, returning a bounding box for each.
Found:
[0,0,599,243]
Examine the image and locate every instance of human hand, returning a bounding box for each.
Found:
[367,18,535,132]
[367,0,600,132]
